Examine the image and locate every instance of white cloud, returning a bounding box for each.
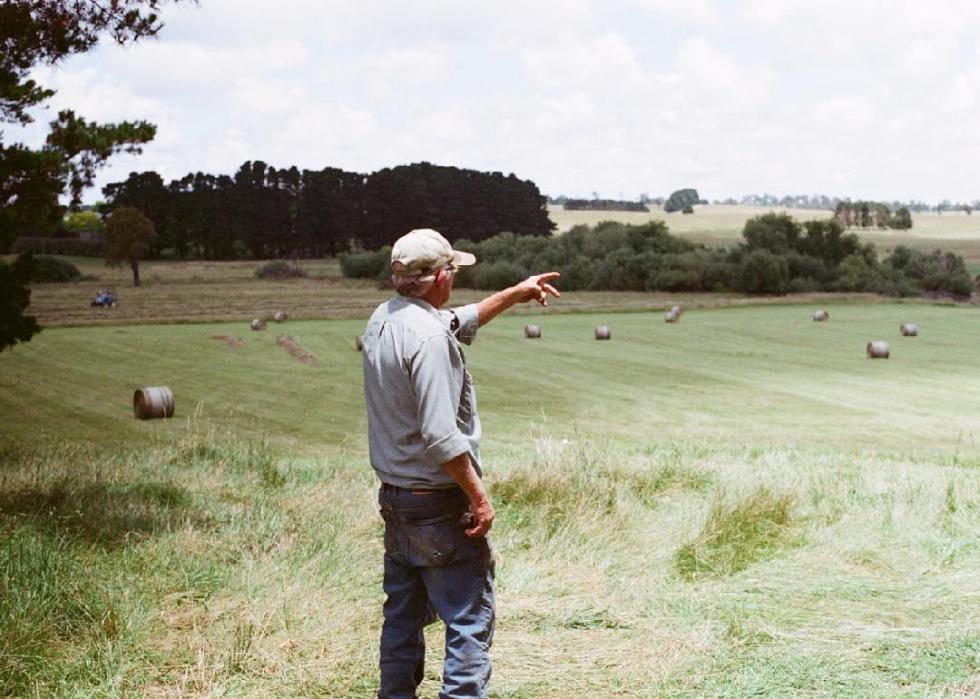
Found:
[8,0,980,203]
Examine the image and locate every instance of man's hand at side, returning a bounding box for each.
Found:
[442,451,495,537]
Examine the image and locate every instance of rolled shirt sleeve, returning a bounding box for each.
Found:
[449,303,480,345]
[410,335,472,467]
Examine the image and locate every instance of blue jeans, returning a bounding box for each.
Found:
[378,485,495,699]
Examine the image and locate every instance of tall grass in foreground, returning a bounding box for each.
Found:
[1,432,979,697]
[674,487,801,580]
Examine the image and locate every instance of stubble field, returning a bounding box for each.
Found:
[2,298,979,696]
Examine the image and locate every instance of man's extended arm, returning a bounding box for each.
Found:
[442,451,494,537]
[477,272,560,327]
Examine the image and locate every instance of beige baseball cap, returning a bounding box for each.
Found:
[390,228,477,277]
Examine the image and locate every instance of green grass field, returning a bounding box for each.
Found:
[2,303,979,696]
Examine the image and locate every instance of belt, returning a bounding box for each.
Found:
[381,482,458,495]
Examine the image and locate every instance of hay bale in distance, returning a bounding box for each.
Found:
[595,325,611,340]
[274,310,288,323]
[133,386,174,420]
[355,335,364,351]
[900,323,918,337]
[867,340,890,359]
[813,310,829,322]
[251,318,267,331]
[524,324,541,338]
[665,309,680,323]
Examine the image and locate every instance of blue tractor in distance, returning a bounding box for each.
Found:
[90,289,117,308]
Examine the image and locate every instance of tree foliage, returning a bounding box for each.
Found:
[0,257,40,352]
[104,161,555,258]
[341,214,975,299]
[46,109,156,209]
[105,206,155,286]
[664,188,701,213]
[0,0,183,254]
[14,252,82,282]
[834,201,913,230]
[64,209,105,238]
[563,198,649,212]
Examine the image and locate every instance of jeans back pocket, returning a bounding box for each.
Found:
[401,511,460,567]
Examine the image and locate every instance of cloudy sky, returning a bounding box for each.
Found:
[15,0,980,203]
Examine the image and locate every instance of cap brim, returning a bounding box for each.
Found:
[453,250,477,267]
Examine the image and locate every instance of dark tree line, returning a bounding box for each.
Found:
[103,161,554,259]
[562,198,650,212]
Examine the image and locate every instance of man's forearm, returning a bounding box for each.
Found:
[442,451,489,505]
[477,287,522,327]
[442,451,494,536]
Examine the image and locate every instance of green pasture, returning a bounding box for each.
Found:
[3,302,980,456]
[2,303,979,696]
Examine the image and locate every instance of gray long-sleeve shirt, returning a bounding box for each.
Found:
[362,297,481,488]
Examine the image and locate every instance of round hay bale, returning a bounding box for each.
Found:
[665,309,680,323]
[900,323,918,337]
[274,310,288,323]
[133,386,174,420]
[251,318,267,331]
[867,340,890,359]
[595,325,611,340]
[813,310,829,322]
[524,324,541,338]
[355,334,364,352]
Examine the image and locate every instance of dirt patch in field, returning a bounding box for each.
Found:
[276,334,319,365]
[211,334,245,348]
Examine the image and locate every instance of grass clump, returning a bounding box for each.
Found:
[255,259,307,279]
[491,447,712,540]
[0,528,116,694]
[172,431,285,489]
[675,486,801,580]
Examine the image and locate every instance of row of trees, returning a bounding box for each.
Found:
[833,201,912,229]
[102,162,554,259]
[562,198,649,212]
[341,212,975,298]
[717,193,978,214]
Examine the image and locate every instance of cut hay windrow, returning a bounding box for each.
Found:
[211,334,245,348]
[276,334,319,365]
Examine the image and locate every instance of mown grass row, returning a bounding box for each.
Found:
[2,430,978,696]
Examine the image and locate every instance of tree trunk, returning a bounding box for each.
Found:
[131,259,141,287]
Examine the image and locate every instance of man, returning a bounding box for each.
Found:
[362,228,559,698]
